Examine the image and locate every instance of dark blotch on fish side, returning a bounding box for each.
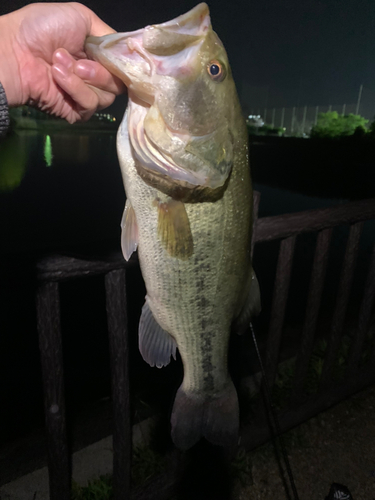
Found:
[202,359,214,391]
[196,276,205,293]
[203,372,215,393]
[201,331,215,393]
[198,296,209,308]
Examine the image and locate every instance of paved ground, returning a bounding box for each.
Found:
[235,384,375,499]
[0,417,155,500]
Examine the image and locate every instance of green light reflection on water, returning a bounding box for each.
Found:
[0,132,28,192]
[44,134,53,167]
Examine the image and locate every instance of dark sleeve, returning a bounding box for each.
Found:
[0,82,10,138]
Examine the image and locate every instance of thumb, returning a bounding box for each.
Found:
[71,3,117,37]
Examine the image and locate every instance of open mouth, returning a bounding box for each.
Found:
[85,3,211,84]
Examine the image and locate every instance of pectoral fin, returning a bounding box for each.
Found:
[234,268,261,335]
[154,198,193,259]
[121,199,139,261]
[139,299,177,368]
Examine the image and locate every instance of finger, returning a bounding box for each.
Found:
[74,60,125,95]
[53,49,125,96]
[53,49,75,70]
[52,63,115,120]
[71,3,116,37]
[89,16,116,37]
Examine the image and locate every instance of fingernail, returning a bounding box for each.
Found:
[75,62,96,80]
[54,50,74,70]
[53,63,70,79]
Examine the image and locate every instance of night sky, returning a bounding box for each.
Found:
[2,0,375,115]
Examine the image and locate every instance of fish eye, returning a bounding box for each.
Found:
[207,60,226,82]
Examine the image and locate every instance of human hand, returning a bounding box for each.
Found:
[0,2,125,123]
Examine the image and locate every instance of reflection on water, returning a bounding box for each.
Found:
[44,135,53,167]
[51,133,91,164]
[0,131,32,191]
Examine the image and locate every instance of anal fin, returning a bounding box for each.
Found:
[139,299,177,368]
[121,199,139,261]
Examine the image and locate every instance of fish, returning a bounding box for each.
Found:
[85,3,260,451]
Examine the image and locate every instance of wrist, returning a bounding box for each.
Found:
[0,13,24,107]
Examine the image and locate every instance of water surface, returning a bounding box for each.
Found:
[1,129,358,255]
[0,129,125,255]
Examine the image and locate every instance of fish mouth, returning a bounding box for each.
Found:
[85,29,155,104]
[85,3,232,192]
[85,3,210,103]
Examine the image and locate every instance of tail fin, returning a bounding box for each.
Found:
[170,381,239,451]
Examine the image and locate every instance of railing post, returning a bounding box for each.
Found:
[291,228,332,405]
[36,281,70,500]
[105,269,131,499]
[319,222,363,390]
[265,236,296,389]
[345,243,375,380]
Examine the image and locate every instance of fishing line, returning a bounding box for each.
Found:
[249,322,300,500]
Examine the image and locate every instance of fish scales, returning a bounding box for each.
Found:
[119,128,251,391]
[85,2,260,451]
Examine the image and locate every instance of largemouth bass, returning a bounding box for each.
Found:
[85,3,260,451]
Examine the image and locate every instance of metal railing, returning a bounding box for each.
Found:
[35,193,375,499]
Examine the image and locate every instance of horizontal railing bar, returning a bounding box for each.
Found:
[37,252,137,282]
[254,197,375,243]
[37,197,375,282]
